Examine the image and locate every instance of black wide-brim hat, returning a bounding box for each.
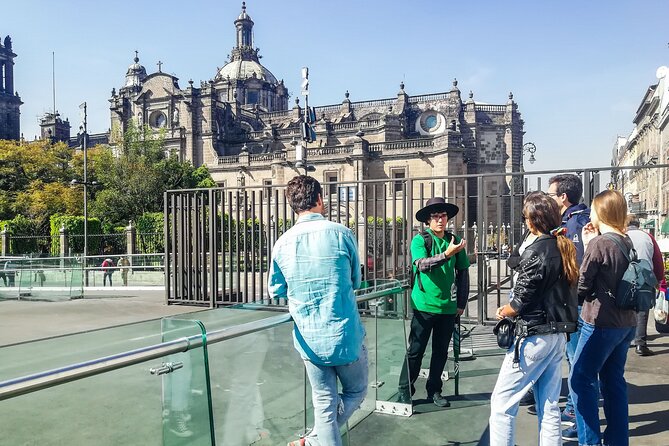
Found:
[415,197,459,223]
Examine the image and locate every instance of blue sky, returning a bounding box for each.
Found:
[4,0,669,172]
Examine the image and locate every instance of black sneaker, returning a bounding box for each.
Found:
[429,393,451,407]
[635,345,654,356]
[527,404,537,415]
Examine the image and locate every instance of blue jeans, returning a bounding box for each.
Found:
[564,308,583,414]
[303,344,368,446]
[570,322,635,446]
[489,333,566,446]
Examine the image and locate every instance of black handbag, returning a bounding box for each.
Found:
[493,317,516,349]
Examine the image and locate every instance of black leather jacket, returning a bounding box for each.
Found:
[509,235,578,325]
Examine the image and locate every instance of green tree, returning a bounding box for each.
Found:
[89,121,215,227]
[0,139,80,230]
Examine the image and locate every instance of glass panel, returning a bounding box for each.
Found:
[204,315,306,445]
[0,316,200,382]
[370,286,409,405]
[0,353,166,445]
[0,257,83,301]
[161,317,214,445]
[349,279,408,432]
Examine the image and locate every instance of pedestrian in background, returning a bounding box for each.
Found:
[118,256,131,286]
[102,258,114,286]
[625,214,665,356]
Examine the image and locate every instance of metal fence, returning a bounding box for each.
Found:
[165,164,669,323]
[1,232,164,257]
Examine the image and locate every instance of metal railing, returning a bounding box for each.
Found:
[163,163,669,322]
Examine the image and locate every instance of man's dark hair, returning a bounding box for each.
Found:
[548,174,583,205]
[286,175,322,213]
[626,214,641,228]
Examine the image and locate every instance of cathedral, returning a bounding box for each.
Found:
[0,35,22,141]
[109,3,525,220]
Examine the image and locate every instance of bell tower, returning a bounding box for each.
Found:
[0,35,22,140]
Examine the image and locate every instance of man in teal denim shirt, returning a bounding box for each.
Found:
[268,175,367,446]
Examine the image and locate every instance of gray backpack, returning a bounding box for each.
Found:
[604,233,658,312]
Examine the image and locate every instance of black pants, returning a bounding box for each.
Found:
[634,310,649,346]
[399,310,456,396]
[103,272,113,286]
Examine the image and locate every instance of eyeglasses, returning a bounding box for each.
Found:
[546,192,560,197]
[430,213,449,221]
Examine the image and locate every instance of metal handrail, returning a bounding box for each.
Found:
[0,284,405,401]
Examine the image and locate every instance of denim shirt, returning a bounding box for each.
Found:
[268,213,365,366]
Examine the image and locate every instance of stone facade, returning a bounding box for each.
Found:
[109,3,525,223]
[39,112,71,143]
[0,35,22,141]
[612,65,669,236]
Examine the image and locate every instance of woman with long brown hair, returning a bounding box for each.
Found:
[569,190,636,446]
[489,192,578,445]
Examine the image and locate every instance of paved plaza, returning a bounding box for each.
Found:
[0,289,668,445]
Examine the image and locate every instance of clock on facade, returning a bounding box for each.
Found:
[417,111,445,135]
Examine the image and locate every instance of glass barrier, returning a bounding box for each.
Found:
[369,283,410,408]
[0,316,200,382]
[185,303,301,445]
[0,278,408,446]
[161,318,215,445]
[0,257,84,301]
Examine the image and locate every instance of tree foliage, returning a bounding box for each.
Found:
[0,122,215,234]
[89,121,215,227]
[0,139,81,225]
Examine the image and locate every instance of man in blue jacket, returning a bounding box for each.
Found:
[547,174,591,441]
[269,175,367,446]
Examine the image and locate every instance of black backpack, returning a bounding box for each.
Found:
[603,233,658,312]
[408,230,453,292]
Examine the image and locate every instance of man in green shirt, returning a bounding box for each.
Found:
[398,197,470,407]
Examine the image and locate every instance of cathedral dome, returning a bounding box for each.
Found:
[217,59,278,84]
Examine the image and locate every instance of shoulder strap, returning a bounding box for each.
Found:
[602,233,631,262]
[420,230,433,255]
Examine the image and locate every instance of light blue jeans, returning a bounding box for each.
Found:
[564,309,583,415]
[489,333,566,446]
[303,344,368,446]
[570,322,635,446]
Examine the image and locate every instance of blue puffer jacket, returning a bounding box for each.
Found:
[561,203,590,266]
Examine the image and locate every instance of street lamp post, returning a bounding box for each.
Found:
[70,174,98,287]
[72,102,94,285]
[522,142,537,165]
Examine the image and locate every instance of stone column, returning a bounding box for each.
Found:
[126,220,136,259]
[59,225,68,269]
[1,226,9,256]
[5,60,13,94]
[0,61,5,92]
